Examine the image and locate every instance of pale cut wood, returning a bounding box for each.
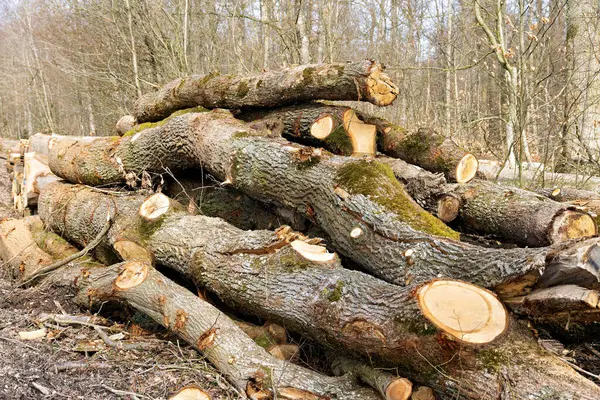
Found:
[116,115,136,136]
[139,192,171,221]
[410,387,435,400]
[0,218,53,280]
[168,386,211,400]
[417,280,508,344]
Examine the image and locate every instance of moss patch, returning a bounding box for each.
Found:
[324,125,353,156]
[236,80,250,98]
[335,160,459,239]
[323,280,345,302]
[302,67,316,86]
[477,348,510,373]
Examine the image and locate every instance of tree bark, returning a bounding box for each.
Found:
[132,60,399,123]
[45,111,600,295]
[238,104,477,181]
[419,179,597,247]
[37,182,600,400]
[537,187,600,222]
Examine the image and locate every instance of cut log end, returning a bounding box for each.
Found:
[290,240,336,263]
[168,386,211,400]
[437,195,460,223]
[385,378,413,400]
[114,261,149,290]
[268,343,299,361]
[366,63,399,106]
[114,240,153,263]
[115,115,136,136]
[410,386,435,400]
[417,280,508,344]
[455,153,478,184]
[550,210,597,243]
[551,188,561,198]
[342,109,377,157]
[139,193,171,221]
[310,115,334,139]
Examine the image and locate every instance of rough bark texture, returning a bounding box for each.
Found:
[37,182,600,400]
[504,285,599,317]
[133,60,399,123]
[538,187,600,223]
[419,179,597,247]
[45,111,600,294]
[238,104,477,182]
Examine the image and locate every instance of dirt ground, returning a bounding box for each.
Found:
[0,166,238,400]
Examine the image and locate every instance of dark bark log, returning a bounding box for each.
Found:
[45,111,600,295]
[416,179,597,247]
[133,61,399,123]
[17,220,383,400]
[238,104,477,182]
[37,182,600,399]
[504,285,599,317]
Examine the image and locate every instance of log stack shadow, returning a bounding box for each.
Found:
[2,60,600,399]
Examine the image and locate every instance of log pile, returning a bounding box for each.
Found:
[3,60,600,399]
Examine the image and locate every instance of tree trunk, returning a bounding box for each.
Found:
[420,179,597,247]
[537,187,600,221]
[132,60,399,123]
[37,182,600,399]
[238,104,478,181]
[45,111,600,295]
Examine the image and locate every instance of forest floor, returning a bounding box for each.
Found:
[0,167,237,399]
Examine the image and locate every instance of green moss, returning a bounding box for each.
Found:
[123,106,209,137]
[323,280,345,302]
[335,160,459,239]
[478,348,510,373]
[236,80,250,98]
[254,333,274,350]
[302,67,316,85]
[324,125,353,156]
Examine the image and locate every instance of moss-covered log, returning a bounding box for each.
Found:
[132,61,399,124]
[45,111,600,294]
[238,104,477,182]
[37,183,600,399]
[416,179,597,247]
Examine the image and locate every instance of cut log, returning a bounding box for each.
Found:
[38,184,600,399]
[22,152,59,207]
[115,115,136,136]
[0,217,53,280]
[504,285,599,317]
[417,179,597,247]
[331,355,412,400]
[132,60,399,123]
[44,111,600,294]
[238,104,377,156]
[238,104,477,181]
[28,133,98,157]
[14,225,382,400]
[478,159,600,189]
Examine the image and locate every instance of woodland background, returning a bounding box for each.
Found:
[0,0,598,176]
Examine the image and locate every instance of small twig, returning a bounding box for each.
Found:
[99,384,148,399]
[18,210,113,287]
[54,361,112,372]
[31,382,51,396]
[93,326,149,351]
[560,357,600,381]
